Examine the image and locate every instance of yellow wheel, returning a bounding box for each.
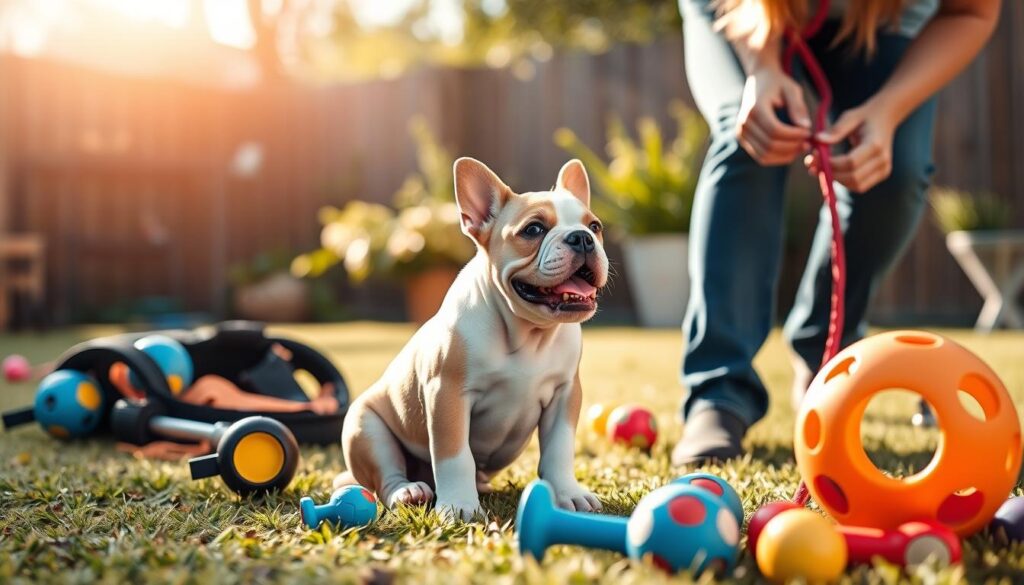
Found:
[189,416,300,495]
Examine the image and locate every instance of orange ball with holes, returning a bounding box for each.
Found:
[795,331,1022,536]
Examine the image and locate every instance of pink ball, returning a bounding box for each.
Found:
[2,355,32,383]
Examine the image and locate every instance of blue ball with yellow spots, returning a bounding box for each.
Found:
[34,370,104,439]
[128,335,194,396]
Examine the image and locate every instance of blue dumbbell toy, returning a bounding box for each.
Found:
[516,477,740,574]
[300,485,378,529]
[516,473,743,559]
[1,370,105,439]
[128,335,194,396]
[516,480,630,559]
[672,472,744,525]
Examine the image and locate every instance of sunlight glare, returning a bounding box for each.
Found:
[0,0,64,56]
[93,0,190,27]
[204,0,256,49]
[348,0,418,28]
[349,0,464,44]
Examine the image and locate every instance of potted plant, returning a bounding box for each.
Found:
[555,102,707,327]
[931,187,1024,331]
[292,119,475,324]
[230,250,311,322]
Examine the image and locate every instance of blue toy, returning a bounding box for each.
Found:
[990,497,1024,543]
[516,478,740,575]
[516,480,629,560]
[300,485,378,529]
[129,335,194,395]
[626,484,740,574]
[1,369,105,439]
[672,472,744,525]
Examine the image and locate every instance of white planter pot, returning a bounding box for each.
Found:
[620,233,689,328]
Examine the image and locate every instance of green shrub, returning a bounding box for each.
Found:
[931,187,1013,233]
[554,101,707,236]
[292,118,474,283]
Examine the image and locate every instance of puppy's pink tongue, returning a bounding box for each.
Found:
[553,276,597,297]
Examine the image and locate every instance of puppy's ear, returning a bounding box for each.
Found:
[454,157,510,243]
[556,159,590,208]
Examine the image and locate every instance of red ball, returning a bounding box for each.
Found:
[747,501,803,557]
[606,404,657,450]
[2,355,31,383]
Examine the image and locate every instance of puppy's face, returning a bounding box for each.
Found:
[454,158,609,325]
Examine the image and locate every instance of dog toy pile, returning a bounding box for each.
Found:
[747,331,1019,582]
[520,329,1022,581]
[2,321,349,495]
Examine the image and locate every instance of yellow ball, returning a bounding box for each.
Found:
[586,403,612,435]
[756,509,847,584]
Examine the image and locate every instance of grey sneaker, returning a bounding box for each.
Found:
[671,408,748,466]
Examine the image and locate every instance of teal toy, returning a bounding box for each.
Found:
[300,485,378,529]
[626,484,740,574]
[129,335,194,395]
[516,480,628,559]
[1,370,104,439]
[672,472,745,525]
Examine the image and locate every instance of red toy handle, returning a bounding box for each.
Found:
[839,525,908,565]
[838,521,962,567]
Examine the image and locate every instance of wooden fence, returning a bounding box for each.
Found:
[0,2,1022,325]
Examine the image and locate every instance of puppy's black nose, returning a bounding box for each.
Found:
[565,230,595,254]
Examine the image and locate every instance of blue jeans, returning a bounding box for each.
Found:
[680,2,937,426]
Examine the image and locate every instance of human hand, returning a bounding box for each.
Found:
[805,99,900,192]
[736,66,813,165]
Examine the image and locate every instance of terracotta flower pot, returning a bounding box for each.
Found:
[234,272,311,323]
[404,267,461,325]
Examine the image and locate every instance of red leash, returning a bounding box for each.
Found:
[781,0,847,506]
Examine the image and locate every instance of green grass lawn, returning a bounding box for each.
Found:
[2,324,1024,584]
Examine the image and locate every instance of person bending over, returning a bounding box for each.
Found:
[673,0,1002,464]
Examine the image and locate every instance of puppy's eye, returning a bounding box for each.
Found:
[521,222,547,238]
[588,221,603,234]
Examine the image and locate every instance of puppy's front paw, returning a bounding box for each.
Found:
[433,497,483,523]
[553,484,603,513]
[387,481,435,508]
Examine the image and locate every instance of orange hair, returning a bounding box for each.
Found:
[714,0,906,55]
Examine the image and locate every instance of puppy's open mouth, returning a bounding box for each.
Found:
[512,265,600,312]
